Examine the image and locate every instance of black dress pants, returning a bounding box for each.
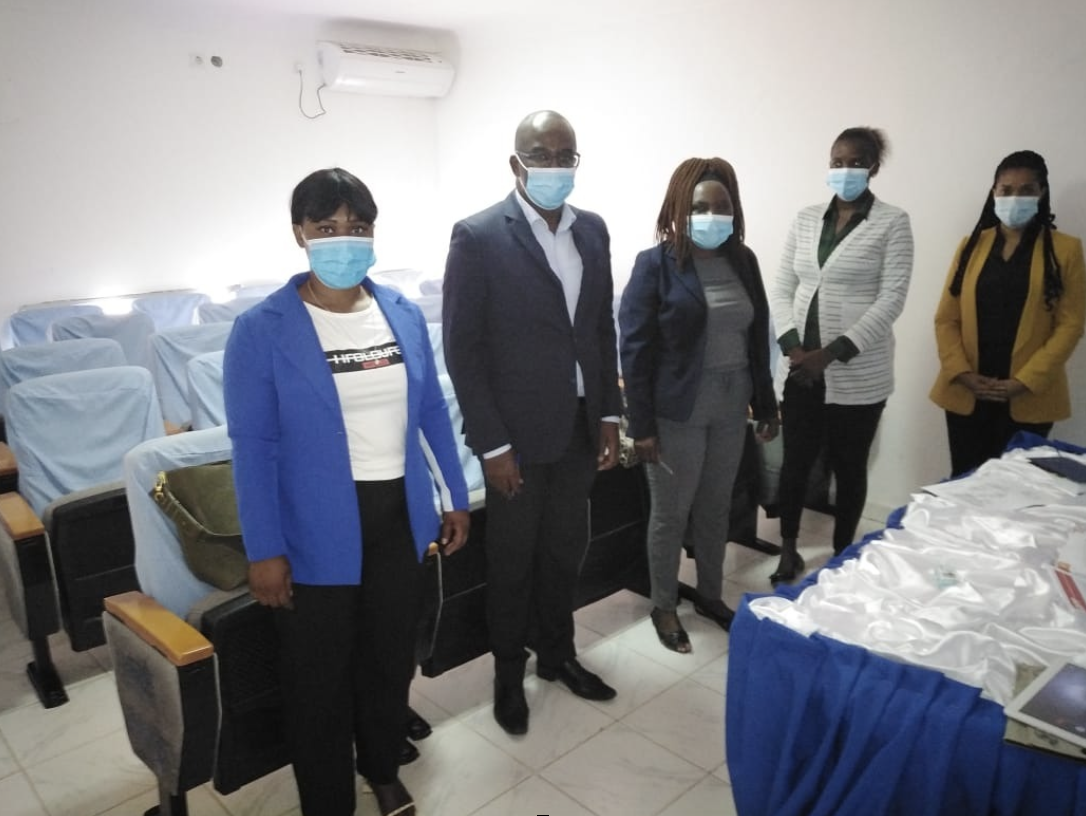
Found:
[945,402,1052,477]
[484,407,598,681]
[779,378,885,553]
[274,478,424,816]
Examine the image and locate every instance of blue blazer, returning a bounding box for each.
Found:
[619,243,777,440]
[223,272,469,585]
[442,192,623,464]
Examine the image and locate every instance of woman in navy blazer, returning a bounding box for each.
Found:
[224,168,468,816]
[620,157,777,653]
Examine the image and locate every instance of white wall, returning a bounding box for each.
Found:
[434,0,1086,517]
[3,0,1085,518]
[0,0,450,314]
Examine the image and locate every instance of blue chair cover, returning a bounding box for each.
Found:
[4,367,164,517]
[150,323,233,427]
[232,282,281,300]
[0,338,127,415]
[131,292,210,331]
[50,312,155,369]
[125,426,232,618]
[412,294,443,324]
[196,297,264,325]
[187,350,225,430]
[418,278,443,296]
[8,303,104,347]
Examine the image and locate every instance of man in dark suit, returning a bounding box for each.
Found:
[443,110,623,735]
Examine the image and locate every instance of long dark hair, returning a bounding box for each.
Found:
[656,157,745,267]
[949,150,1062,309]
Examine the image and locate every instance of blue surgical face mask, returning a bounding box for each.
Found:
[826,167,870,202]
[305,236,376,289]
[688,214,734,249]
[521,164,576,211]
[993,195,1040,229]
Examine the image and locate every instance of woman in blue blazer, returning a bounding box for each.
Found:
[224,168,469,816]
[619,157,778,653]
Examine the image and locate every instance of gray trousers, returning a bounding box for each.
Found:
[646,368,752,611]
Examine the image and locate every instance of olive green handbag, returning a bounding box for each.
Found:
[150,460,249,590]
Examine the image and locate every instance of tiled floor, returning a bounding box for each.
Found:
[0,508,884,816]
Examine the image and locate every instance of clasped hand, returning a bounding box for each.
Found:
[786,347,829,387]
[955,372,1027,402]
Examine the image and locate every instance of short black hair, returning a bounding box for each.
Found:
[834,127,889,166]
[290,167,377,226]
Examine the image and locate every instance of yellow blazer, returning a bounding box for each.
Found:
[930,227,1085,422]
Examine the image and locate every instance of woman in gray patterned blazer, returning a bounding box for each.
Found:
[768,127,914,581]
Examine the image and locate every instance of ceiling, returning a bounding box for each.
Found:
[177,0,679,31]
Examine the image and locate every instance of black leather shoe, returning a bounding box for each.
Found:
[398,739,419,765]
[493,678,529,735]
[769,552,806,585]
[537,659,616,701]
[406,707,432,741]
[693,597,735,632]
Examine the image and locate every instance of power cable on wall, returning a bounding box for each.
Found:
[296,64,326,120]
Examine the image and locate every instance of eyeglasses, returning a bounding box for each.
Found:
[516,149,581,169]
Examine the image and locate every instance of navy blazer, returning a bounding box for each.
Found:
[443,192,623,464]
[223,273,469,585]
[619,243,777,440]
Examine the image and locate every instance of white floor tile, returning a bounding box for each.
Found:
[411,652,495,719]
[24,728,154,816]
[572,638,685,720]
[463,675,613,770]
[399,720,531,816]
[212,763,300,816]
[471,774,595,816]
[541,722,704,816]
[690,653,727,694]
[0,728,19,778]
[100,784,231,816]
[0,673,124,767]
[621,678,725,771]
[573,589,653,638]
[0,771,49,816]
[610,608,728,675]
[0,622,106,714]
[656,772,737,816]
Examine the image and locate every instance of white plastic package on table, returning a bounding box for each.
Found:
[749,445,1086,706]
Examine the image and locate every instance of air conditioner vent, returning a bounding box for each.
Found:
[317,41,455,98]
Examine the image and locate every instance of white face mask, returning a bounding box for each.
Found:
[826,167,870,202]
[993,195,1040,229]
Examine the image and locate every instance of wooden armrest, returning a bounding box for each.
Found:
[0,442,15,478]
[104,591,214,667]
[0,491,44,539]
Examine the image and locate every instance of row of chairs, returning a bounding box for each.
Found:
[3,290,275,350]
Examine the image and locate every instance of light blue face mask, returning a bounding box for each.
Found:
[306,236,376,289]
[688,214,734,249]
[826,167,870,202]
[522,166,576,211]
[993,195,1040,229]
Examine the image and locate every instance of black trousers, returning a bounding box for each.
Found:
[945,403,1052,478]
[779,378,885,553]
[485,407,598,681]
[274,478,423,816]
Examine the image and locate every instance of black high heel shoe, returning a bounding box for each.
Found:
[692,596,735,631]
[769,552,806,584]
[650,608,691,653]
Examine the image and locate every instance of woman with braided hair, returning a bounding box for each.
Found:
[931,150,1085,477]
[619,157,778,652]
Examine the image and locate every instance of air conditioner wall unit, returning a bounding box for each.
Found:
[317,41,455,98]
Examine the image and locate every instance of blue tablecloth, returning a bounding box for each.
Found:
[726,434,1086,816]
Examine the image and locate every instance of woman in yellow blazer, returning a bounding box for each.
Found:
[931,150,1085,476]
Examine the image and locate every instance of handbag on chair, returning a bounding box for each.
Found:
[150,461,249,590]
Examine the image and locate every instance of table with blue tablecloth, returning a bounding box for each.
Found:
[726,434,1086,816]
